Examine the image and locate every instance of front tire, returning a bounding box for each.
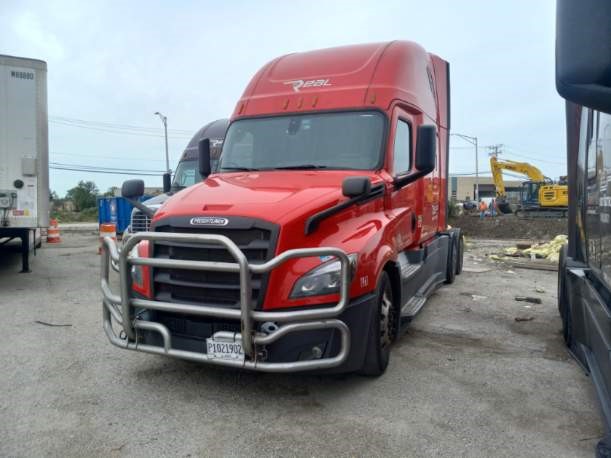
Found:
[359,271,395,376]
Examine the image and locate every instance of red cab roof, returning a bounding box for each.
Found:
[232,41,448,128]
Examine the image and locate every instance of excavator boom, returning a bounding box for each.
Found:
[490,156,547,199]
[488,156,567,216]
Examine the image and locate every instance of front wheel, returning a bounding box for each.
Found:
[359,271,395,376]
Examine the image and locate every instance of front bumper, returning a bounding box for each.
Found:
[101,231,357,373]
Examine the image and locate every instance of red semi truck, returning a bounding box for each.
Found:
[102,41,463,375]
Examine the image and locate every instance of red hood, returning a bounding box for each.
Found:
[153,170,380,226]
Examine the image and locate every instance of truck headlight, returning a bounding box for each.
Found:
[128,246,144,286]
[290,254,357,298]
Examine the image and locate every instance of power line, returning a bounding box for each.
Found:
[50,115,194,134]
[50,151,167,162]
[50,165,163,176]
[503,146,566,165]
[50,119,192,139]
[49,161,165,173]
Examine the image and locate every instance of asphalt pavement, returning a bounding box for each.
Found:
[0,234,603,457]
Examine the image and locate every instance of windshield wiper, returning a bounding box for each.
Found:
[271,164,329,170]
[220,167,260,172]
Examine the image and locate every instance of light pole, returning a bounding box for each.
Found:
[450,133,479,201]
[154,111,170,173]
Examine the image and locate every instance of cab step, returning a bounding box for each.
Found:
[401,295,426,317]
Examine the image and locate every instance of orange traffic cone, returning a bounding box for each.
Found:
[98,223,117,254]
[46,219,61,243]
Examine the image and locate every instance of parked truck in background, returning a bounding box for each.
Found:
[102,41,463,375]
[129,118,228,233]
[0,55,49,273]
[555,0,611,454]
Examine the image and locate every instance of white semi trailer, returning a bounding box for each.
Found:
[0,55,49,272]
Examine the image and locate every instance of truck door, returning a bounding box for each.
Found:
[582,108,611,413]
[387,107,418,250]
[421,124,440,240]
[585,109,601,270]
[600,112,611,284]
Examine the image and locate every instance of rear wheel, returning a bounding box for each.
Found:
[359,272,395,376]
[455,232,464,275]
[445,237,457,284]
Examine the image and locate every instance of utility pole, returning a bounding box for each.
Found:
[488,144,503,158]
[450,133,479,201]
[474,137,479,201]
[154,111,170,173]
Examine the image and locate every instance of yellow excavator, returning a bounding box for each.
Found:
[490,156,568,217]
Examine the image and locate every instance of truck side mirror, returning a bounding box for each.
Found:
[556,0,611,112]
[121,179,144,199]
[121,179,155,218]
[415,125,436,173]
[162,172,171,193]
[199,138,211,178]
[393,125,436,189]
[342,176,372,198]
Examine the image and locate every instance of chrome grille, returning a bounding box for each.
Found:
[152,220,277,309]
[131,210,151,232]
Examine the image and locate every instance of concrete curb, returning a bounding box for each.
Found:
[58,223,99,233]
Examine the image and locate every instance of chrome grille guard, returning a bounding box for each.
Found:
[101,232,351,372]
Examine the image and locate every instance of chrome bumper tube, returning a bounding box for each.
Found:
[101,232,352,372]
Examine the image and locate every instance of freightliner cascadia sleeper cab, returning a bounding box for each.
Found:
[102,41,463,375]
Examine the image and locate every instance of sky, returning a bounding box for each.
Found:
[0,0,566,196]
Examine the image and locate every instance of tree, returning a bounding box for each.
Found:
[65,180,99,211]
[103,186,119,197]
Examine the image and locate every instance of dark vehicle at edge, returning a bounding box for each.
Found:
[555,0,611,455]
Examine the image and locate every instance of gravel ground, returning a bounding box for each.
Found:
[0,233,603,457]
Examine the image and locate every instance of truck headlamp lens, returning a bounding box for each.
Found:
[129,246,143,286]
[290,254,356,298]
[131,265,143,286]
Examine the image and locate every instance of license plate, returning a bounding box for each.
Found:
[206,338,245,361]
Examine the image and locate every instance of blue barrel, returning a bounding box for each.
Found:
[97,197,111,226]
[115,198,133,234]
[97,196,151,234]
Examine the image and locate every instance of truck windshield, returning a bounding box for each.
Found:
[172,160,200,190]
[219,111,385,171]
[172,158,220,190]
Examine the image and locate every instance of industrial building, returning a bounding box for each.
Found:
[449,176,523,202]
